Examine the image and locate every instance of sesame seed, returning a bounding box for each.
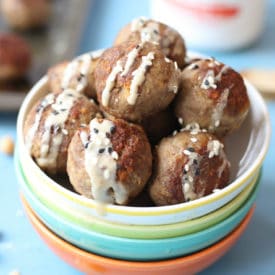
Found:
[111,151,119,160]
[62,129,68,135]
[108,147,113,153]
[178,117,183,125]
[84,142,89,149]
[110,126,116,134]
[183,150,191,156]
[52,110,59,115]
[172,130,178,136]
[195,168,200,176]
[187,147,195,152]
[93,128,99,134]
[98,148,105,154]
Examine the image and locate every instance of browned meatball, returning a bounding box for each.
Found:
[0,0,50,30]
[95,40,179,122]
[149,124,230,206]
[47,51,102,99]
[0,33,31,81]
[141,107,178,144]
[114,18,186,68]
[67,117,152,205]
[174,58,250,137]
[24,89,100,174]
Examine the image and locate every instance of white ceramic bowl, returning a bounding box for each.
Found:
[16,51,271,225]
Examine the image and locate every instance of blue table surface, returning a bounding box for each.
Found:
[1,0,275,274]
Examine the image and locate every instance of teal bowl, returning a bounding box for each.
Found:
[16,155,259,261]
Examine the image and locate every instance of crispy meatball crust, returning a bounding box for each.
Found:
[141,107,178,145]
[0,33,31,81]
[114,18,186,68]
[67,118,152,205]
[95,41,179,122]
[149,130,230,206]
[24,90,100,174]
[174,58,250,137]
[0,0,50,30]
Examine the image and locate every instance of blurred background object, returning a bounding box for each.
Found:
[0,0,50,30]
[0,0,90,111]
[151,0,266,51]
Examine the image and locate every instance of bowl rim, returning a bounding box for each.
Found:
[22,194,255,268]
[16,50,271,215]
[15,149,261,238]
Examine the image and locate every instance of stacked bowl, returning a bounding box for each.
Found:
[15,51,271,274]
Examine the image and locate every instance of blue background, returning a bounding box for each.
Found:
[1,0,275,274]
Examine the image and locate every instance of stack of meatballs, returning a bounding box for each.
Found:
[24,17,250,206]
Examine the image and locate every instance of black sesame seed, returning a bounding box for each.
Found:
[93,128,99,134]
[135,45,140,49]
[84,142,89,149]
[108,147,113,154]
[193,159,198,165]
[36,105,42,112]
[67,93,73,97]
[77,76,82,82]
[52,110,59,115]
[195,168,200,176]
[53,125,60,133]
[80,73,85,77]
[192,64,199,70]
[186,198,191,202]
[153,29,159,34]
[105,133,110,138]
[183,169,187,174]
[98,148,105,154]
[187,147,195,152]
[60,108,67,112]
[110,126,116,134]
[204,79,210,86]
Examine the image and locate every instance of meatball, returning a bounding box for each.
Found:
[24,89,100,174]
[47,51,102,99]
[141,107,178,144]
[67,117,152,205]
[114,17,186,68]
[0,0,50,30]
[149,124,230,206]
[174,58,250,137]
[0,33,31,81]
[95,40,179,122]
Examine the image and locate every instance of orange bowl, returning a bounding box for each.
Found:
[21,195,255,275]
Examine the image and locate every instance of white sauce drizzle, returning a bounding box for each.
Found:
[182,150,202,201]
[61,53,94,93]
[81,118,128,204]
[26,94,55,152]
[101,60,123,106]
[201,70,217,89]
[207,139,224,159]
[121,44,143,76]
[131,17,147,31]
[37,89,80,169]
[210,88,230,130]
[127,52,154,105]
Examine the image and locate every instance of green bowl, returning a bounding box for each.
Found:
[15,151,261,239]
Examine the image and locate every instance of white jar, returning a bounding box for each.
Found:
[151,0,266,51]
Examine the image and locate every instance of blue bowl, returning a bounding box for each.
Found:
[16,155,260,261]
